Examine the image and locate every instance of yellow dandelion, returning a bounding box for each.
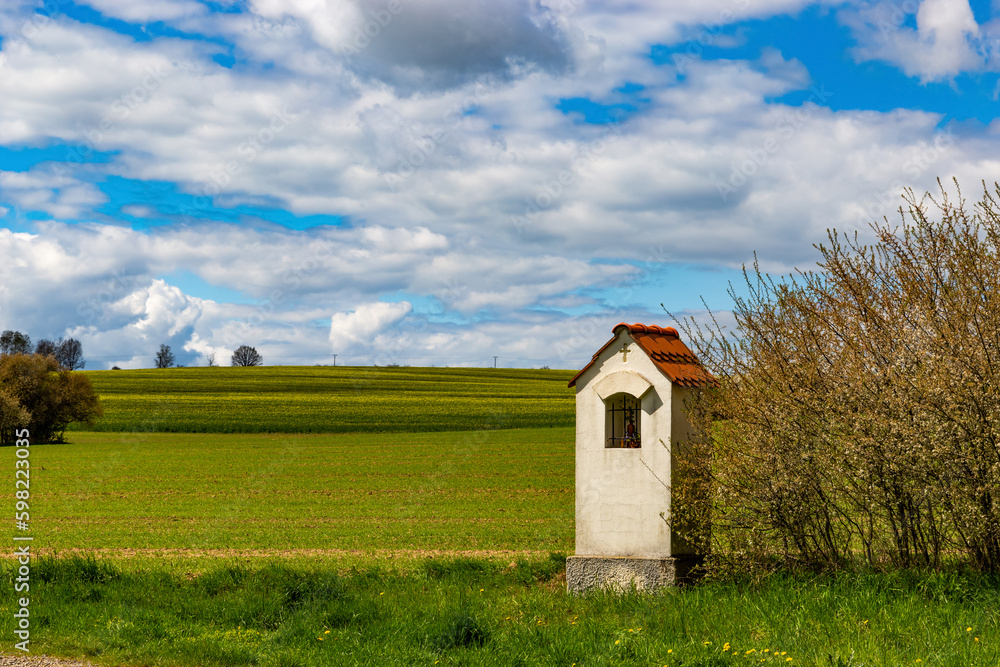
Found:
[668,649,673,654]
[786,659,793,663]
[915,660,921,663]
[975,637,980,642]
[480,588,484,592]
[615,640,620,645]
[967,627,973,632]
[324,630,330,634]
[704,641,711,646]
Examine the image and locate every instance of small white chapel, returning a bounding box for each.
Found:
[565,322,714,593]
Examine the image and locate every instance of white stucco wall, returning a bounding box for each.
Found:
[574,329,675,558]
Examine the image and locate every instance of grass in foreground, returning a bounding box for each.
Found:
[2,556,997,667]
[15,429,574,553]
[73,365,575,433]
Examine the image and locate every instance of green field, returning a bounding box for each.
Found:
[3,556,998,666]
[4,366,999,665]
[22,429,574,555]
[73,366,576,433]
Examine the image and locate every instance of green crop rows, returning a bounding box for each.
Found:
[73,366,576,434]
[24,429,575,554]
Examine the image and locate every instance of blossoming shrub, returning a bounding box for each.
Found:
[678,180,1000,572]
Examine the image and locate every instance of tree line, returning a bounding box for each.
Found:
[154,344,263,368]
[0,330,86,370]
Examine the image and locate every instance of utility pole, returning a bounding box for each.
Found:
[332,354,337,367]
[493,356,498,368]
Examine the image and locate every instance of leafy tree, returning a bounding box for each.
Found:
[56,338,85,371]
[0,387,30,442]
[0,330,31,356]
[155,344,175,369]
[0,354,102,444]
[231,345,263,367]
[678,180,1000,572]
[33,338,85,370]
[35,339,58,358]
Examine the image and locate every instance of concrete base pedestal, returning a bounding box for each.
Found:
[566,555,701,594]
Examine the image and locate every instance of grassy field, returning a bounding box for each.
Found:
[73,366,575,433]
[4,367,999,665]
[22,429,575,554]
[2,557,997,666]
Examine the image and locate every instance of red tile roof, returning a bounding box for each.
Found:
[568,322,715,388]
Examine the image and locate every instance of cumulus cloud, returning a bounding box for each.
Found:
[842,0,987,81]
[329,300,412,349]
[3,0,1000,370]
[251,0,574,92]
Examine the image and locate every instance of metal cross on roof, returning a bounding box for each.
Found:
[619,342,630,362]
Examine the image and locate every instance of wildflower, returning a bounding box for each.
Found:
[967,627,972,632]
[324,630,330,634]
[615,640,620,645]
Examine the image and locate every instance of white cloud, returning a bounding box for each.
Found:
[77,0,207,23]
[0,167,106,219]
[329,300,412,348]
[842,0,987,81]
[250,0,574,92]
[4,1,1000,370]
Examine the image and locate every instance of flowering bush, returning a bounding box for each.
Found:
[678,179,1000,572]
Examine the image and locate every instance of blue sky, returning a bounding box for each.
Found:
[0,0,997,369]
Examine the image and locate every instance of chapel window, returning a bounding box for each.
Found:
[605,392,641,448]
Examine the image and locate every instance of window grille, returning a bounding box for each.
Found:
[605,393,641,448]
